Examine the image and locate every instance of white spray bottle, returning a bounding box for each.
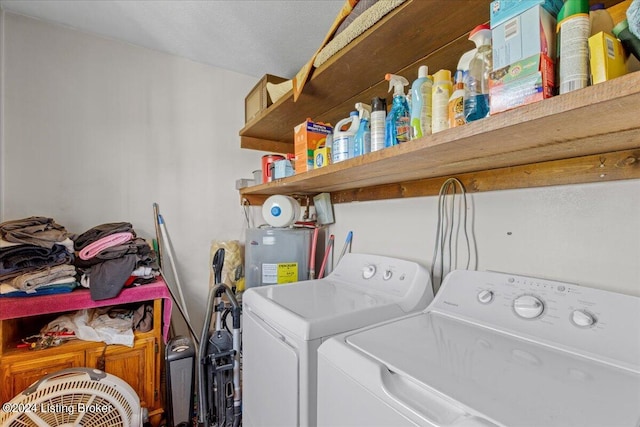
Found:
[464,24,492,122]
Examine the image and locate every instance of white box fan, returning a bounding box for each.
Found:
[0,367,146,427]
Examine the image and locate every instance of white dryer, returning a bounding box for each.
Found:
[317,269,640,427]
[242,253,434,427]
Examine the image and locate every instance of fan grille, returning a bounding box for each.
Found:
[0,369,140,427]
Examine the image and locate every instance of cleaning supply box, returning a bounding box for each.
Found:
[489,0,558,114]
[294,119,333,174]
[589,31,627,84]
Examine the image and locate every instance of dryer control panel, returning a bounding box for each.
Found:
[432,270,640,372]
[329,253,434,313]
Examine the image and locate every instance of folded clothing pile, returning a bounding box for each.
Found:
[0,216,78,296]
[74,222,159,301]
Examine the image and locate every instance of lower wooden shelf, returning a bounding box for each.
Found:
[240,72,640,205]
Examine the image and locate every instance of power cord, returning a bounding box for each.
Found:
[430,178,477,294]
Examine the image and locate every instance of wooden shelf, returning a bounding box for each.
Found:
[240,72,640,204]
[238,0,638,204]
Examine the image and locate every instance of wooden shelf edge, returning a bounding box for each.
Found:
[331,149,640,203]
[240,149,639,205]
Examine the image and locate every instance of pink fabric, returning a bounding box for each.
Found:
[0,278,173,343]
[78,232,134,260]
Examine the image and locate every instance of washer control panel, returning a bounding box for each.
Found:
[433,270,640,370]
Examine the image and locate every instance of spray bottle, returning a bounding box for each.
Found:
[448,47,476,129]
[464,24,492,122]
[353,102,371,157]
[557,0,590,94]
[432,69,452,133]
[410,65,433,139]
[332,111,359,163]
[370,97,387,152]
[384,74,410,147]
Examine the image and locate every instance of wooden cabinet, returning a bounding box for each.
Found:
[239,0,640,205]
[0,281,172,425]
[85,335,158,409]
[0,350,85,401]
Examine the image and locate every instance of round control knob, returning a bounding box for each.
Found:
[383,270,393,281]
[571,310,596,328]
[513,295,544,319]
[362,265,376,279]
[477,290,494,304]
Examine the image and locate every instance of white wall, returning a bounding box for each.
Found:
[0,12,264,330]
[330,180,640,297]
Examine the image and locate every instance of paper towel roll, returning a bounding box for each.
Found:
[262,195,300,227]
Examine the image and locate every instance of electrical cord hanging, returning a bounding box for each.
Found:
[430,178,477,295]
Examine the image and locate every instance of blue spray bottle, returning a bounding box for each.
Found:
[384,73,410,147]
[353,102,371,157]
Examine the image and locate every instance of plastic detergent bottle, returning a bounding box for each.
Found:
[464,24,492,122]
[613,19,640,61]
[410,65,433,139]
[384,73,410,147]
[370,97,387,152]
[332,111,359,163]
[557,0,590,94]
[353,102,371,157]
[431,69,452,133]
[448,70,466,128]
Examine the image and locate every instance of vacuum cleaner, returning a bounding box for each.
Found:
[198,248,243,427]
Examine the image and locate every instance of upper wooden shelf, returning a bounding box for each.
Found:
[240,0,490,153]
[240,72,640,204]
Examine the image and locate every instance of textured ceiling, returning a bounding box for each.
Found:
[0,0,345,79]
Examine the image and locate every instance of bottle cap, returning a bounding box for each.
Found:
[433,69,452,84]
[418,65,428,79]
[558,0,589,21]
[612,18,629,37]
[469,24,491,47]
[371,97,387,112]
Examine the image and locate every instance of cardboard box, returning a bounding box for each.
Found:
[294,119,332,174]
[589,31,628,85]
[490,53,554,114]
[490,0,562,28]
[490,1,557,114]
[245,74,289,123]
[491,2,556,69]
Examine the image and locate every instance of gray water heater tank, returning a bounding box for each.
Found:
[245,227,324,288]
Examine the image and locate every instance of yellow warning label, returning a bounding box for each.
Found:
[277,263,298,284]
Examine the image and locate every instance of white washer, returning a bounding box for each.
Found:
[242,253,434,427]
[317,269,640,427]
